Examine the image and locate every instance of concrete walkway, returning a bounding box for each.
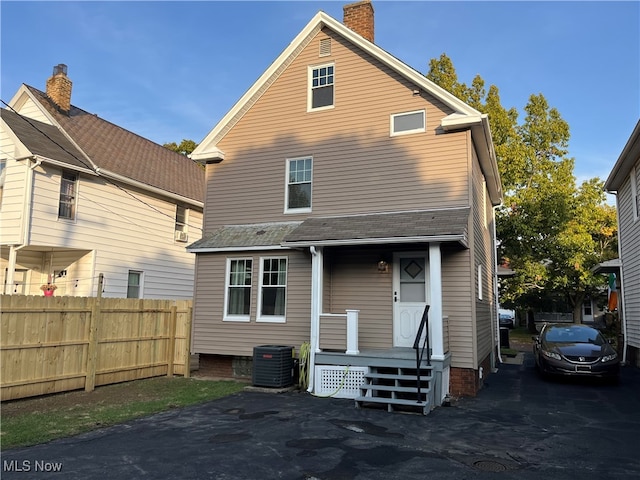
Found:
[3,354,640,479]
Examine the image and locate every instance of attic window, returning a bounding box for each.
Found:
[308,64,334,111]
[390,110,426,137]
[319,39,331,57]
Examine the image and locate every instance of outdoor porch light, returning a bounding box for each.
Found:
[377,260,389,273]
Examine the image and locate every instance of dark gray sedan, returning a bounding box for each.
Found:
[533,323,619,379]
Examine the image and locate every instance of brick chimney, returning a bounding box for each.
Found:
[46,64,72,112]
[343,0,374,43]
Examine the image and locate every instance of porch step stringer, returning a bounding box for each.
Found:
[355,363,434,415]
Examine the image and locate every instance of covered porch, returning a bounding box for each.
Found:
[281,208,470,411]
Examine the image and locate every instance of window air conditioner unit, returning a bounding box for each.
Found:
[174,230,188,242]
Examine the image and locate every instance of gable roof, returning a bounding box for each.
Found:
[605,120,640,192]
[190,10,502,205]
[1,108,93,172]
[7,84,204,205]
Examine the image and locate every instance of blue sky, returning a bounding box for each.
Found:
[1,1,638,185]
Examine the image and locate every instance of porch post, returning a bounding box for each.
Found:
[429,243,444,360]
[308,246,324,393]
[345,309,360,355]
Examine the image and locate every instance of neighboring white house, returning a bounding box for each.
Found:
[605,120,640,367]
[0,65,204,299]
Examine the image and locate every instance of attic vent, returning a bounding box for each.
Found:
[319,38,331,57]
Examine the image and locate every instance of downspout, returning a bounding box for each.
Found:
[5,156,40,294]
[493,205,503,365]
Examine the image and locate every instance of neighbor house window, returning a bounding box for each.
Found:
[285,157,312,212]
[174,205,188,242]
[391,110,426,136]
[258,257,287,322]
[631,166,639,221]
[225,258,252,321]
[477,265,483,300]
[309,64,334,110]
[127,271,142,298]
[58,170,78,220]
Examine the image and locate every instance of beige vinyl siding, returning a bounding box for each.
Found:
[204,29,469,231]
[326,247,393,350]
[472,151,495,365]
[618,164,640,348]
[192,249,312,356]
[441,245,474,369]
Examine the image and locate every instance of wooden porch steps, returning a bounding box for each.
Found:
[355,365,433,415]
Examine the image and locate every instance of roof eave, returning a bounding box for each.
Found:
[191,11,486,159]
[281,234,469,249]
[604,120,640,192]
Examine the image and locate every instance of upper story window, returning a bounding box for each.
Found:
[390,110,426,136]
[58,170,78,220]
[175,205,188,242]
[309,64,334,111]
[285,157,312,213]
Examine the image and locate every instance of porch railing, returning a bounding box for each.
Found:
[413,305,431,402]
[319,310,359,355]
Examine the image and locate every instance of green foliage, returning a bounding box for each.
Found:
[163,139,198,156]
[426,54,618,319]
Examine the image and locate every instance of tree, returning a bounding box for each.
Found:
[163,139,198,156]
[426,54,618,326]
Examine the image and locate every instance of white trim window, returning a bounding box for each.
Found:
[285,157,312,213]
[127,270,143,299]
[477,264,483,301]
[224,258,253,321]
[631,166,639,222]
[258,257,287,323]
[390,110,426,137]
[308,63,334,111]
[58,170,78,220]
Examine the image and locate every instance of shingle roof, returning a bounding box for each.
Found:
[1,108,89,170]
[282,209,470,247]
[23,85,204,203]
[187,222,303,251]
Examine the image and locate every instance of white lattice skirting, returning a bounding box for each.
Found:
[314,365,368,399]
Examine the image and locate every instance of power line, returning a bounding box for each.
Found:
[1,100,203,232]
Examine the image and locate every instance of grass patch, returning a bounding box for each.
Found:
[1,377,245,450]
[509,327,536,343]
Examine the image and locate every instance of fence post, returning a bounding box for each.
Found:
[86,274,103,391]
[183,306,193,378]
[167,305,177,377]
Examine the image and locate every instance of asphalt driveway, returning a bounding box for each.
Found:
[3,353,640,479]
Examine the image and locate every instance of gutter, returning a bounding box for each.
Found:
[613,196,629,364]
[493,205,504,365]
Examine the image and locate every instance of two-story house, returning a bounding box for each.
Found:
[605,120,640,368]
[187,1,503,411]
[1,65,204,299]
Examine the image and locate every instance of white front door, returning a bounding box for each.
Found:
[393,252,429,347]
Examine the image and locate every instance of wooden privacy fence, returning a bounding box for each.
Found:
[0,295,193,401]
